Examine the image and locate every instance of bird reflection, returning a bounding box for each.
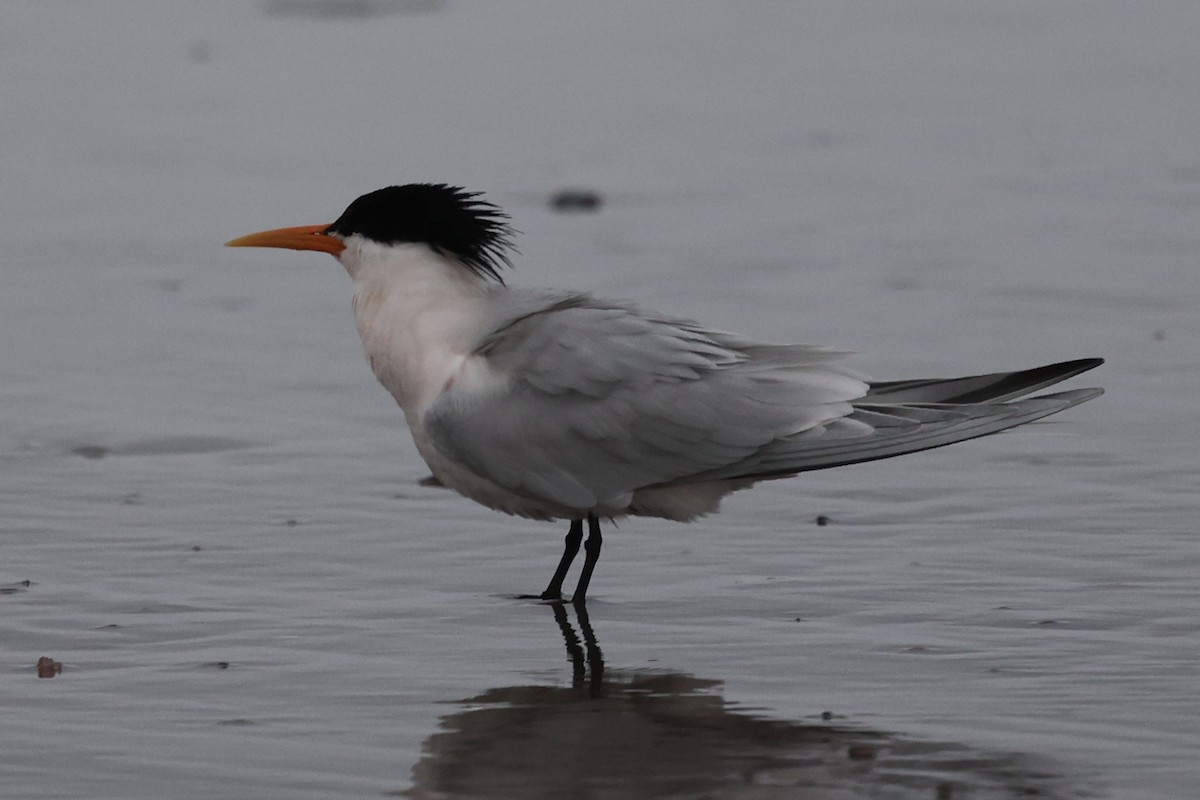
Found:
[549,601,603,698]
[403,605,1075,799]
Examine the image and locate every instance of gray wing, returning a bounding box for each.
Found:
[669,358,1104,483]
[422,294,867,510]
[424,294,1104,510]
[670,387,1103,484]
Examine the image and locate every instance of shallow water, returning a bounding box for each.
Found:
[3,2,1199,798]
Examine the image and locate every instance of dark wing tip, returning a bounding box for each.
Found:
[866,357,1106,405]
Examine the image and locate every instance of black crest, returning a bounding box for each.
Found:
[326,184,515,282]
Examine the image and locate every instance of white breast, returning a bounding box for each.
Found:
[343,238,487,415]
[341,237,564,516]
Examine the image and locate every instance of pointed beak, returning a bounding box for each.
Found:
[225,224,345,255]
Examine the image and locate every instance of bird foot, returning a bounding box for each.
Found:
[515,592,566,604]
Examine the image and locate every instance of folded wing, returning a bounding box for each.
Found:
[423,294,866,510]
[424,294,1103,511]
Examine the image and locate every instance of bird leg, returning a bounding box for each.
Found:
[571,514,603,604]
[535,518,584,601]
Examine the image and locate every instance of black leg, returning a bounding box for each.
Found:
[536,519,583,601]
[571,514,603,604]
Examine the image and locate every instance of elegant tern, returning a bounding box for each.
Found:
[227,184,1103,602]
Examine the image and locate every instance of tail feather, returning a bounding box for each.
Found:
[705,388,1103,481]
[666,354,1104,486]
[864,357,1104,404]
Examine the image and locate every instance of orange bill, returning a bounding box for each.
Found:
[225,224,345,255]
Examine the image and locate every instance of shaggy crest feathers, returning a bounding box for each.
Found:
[326,183,515,282]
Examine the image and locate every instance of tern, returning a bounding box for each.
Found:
[227,184,1103,603]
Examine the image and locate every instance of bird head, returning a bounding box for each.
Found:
[226,183,515,283]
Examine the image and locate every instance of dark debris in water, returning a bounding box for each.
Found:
[37,657,63,678]
[1,580,33,595]
[549,188,604,213]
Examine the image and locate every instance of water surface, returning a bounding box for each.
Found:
[3,2,1198,798]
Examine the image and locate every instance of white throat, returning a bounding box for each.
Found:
[339,236,490,414]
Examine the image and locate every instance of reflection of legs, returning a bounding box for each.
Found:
[539,519,583,601]
[574,599,604,698]
[550,601,587,686]
[549,598,605,697]
[572,514,603,603]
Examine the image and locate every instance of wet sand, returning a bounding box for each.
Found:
[3,2,1199,798]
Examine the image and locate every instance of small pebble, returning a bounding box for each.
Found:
[37,657,62,678]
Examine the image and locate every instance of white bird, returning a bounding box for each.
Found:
[227,184,1103,602]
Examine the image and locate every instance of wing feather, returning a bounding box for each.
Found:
[865,358,1103,404]
[671,388,1103,483]
[423,294,866,510]
[422,292,1101,514]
